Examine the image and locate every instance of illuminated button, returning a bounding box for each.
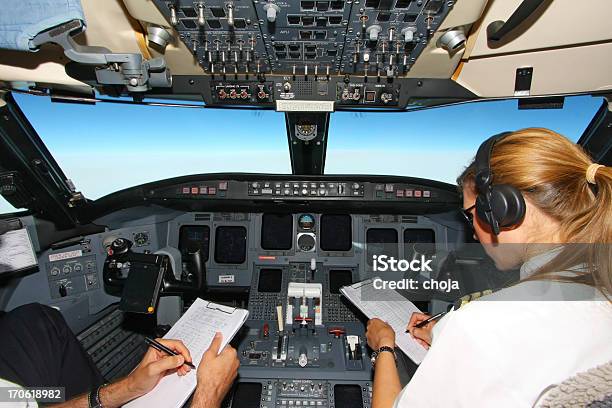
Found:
[182,187,190,194]
[385,184,394,192]
[365,90,376,102]
[191,187,199,194]
[310,189,317,195]
[319,183,325,188]
[275,182,282,188]
[405,189,413,197]
[209,187,217,195]
[262,188,273,195]
[423,190,431,198]
[252,189,260,195]
[275,189,281,195]
[414,190,422,197]
[396,190,404,197]
[252,182,259,188]
[310,183,317,188]
[319,188,326,195]
[353,190,361,196]
[200,187,208,194]
[302,183,308,188]
[352,182,360,189]
[293,189,299,195]
[375,184,384,190]
[264,182,271,188]
[284,189,291,195]
[285,183,290,188]
[302,188,308,195]
[218,182,228,190]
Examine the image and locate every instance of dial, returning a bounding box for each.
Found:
[298,214,315,230]
[133,232,149,246]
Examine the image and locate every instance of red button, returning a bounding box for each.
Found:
[191,187,199,194]
[414,190,422,197]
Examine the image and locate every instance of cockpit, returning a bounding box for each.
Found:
[0,0,611,407]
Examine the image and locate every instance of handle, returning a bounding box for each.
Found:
[487,0,547,43]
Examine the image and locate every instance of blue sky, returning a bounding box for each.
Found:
[0,93,603,213]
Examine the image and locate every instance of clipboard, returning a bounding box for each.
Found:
[124,298,249,408]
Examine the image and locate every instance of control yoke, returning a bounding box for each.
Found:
[31,20,172,92]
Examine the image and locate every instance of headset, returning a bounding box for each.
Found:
[473,132,526,235]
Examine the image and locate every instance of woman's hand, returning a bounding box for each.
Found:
[406,312,436,349]
[126,338,193,397]
[366,318,396,350]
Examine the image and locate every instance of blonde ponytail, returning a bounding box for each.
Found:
[458,128,612,296]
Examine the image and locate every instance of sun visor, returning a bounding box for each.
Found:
[0,0,85,51]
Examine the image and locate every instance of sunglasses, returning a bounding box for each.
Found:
[461,204,476,229]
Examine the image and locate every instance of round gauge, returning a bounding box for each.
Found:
[297,233,316,252]
[298,214,315,230]
[133,232,149,246]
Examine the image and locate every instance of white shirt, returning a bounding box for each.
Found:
[393,253,612,407]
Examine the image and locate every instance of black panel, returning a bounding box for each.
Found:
[261,214,293,250]
[334,384,363,408]
[320,214,352,251]
[404,228,435,255]
[179,225,210,261]
[258,268,283,293]
[366,228,398,265]
[329,269,353,294]
[231,383,262,408]
[215,226,247,264]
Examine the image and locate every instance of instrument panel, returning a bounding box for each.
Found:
[6,176,466,408]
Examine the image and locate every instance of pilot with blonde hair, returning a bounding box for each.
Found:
[366,128,612,407]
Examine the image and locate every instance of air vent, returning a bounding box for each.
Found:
[194,214,211,221]
[401,215,418,223]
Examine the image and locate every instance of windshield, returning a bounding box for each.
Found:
[326,96,602,183]
[1,93,602,214]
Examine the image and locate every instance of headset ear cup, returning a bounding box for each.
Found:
[490,184,526,228]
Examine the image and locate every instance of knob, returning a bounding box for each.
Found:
[300,385,305,392]
[58,284,67,297]
[298,353,308,367]
[263,3,280,23]
[401,27,417,43]
[366,25,382,42]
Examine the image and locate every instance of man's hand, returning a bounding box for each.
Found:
[192,332,239,408]
[126,338,193,398]
[406,312,435,349]
[366,318,396,350]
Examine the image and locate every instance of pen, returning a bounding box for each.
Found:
[405,311,448,333]
[144,337,196,369]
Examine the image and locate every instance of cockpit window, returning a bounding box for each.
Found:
[326,96,603,183]
[12,93,291,203]
[1,93,602,214]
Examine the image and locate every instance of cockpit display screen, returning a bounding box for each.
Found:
[261,214,293,250]
[320,214,352,251]
[366,228,398,265]
[215,226,247,264]
[178,225,210,261]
